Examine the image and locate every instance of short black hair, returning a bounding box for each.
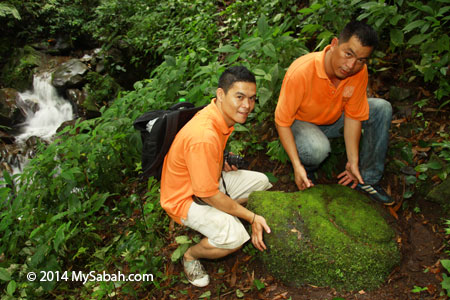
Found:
[339,21,378,48]
[218,66,256,94]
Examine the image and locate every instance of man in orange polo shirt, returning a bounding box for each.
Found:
[160,66,272,287]
[275,21,394,205]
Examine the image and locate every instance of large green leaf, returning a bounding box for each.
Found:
[53,223,67,251]
[441,259,450,272]
[257,15,269,37]
[6,280,16,296]
[408,34,429,45]
[257,87,272,108]
[262,43,277,59]
[0,267,11,281]
[216,45,238,53]
[390,29,404,46]
[426,161,443,170]
[403,20,426,33]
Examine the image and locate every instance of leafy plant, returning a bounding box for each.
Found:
[266,140,290,164]
[354,0,450,107]
[441,220,450,297]
[0,2,21,19]
[441,259,450,296]
[295,0,353,51]
[253,278,266,291]
[2,0,450,298]
[411,285,428,293]
[83,71,122,111]
[171,236,193,262]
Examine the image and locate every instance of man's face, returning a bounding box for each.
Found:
[327,35,373,80]
[216,81,256,127]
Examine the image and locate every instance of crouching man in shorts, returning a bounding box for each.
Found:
[160,66,273,287]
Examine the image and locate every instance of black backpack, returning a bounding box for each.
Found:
[133,101,205,180]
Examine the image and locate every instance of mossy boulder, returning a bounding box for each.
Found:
[426,176,450,213]
[248,184,400,291]
[0,46,43,91]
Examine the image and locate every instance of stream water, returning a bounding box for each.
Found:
[4,72,74,174]
[16,72,73,143]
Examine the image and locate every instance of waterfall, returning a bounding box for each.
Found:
[1,73,74,175]
[16,72,74,143]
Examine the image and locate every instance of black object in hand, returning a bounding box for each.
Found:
[224,151,248,169]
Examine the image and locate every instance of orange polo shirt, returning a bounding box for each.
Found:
[275,45,369,127]
[160,99,233,224]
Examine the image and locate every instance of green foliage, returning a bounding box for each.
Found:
[354,0,450,106]
[83,71,122,110]
[411,285,428,293]
[432,139,450,163]
[83,0,220,73]
[36,0,98,37]
[226,13,307,112]
[4,0,98,40]
[442,259,450,296]
[388,123,449,202]
[0,81,169,297]
[292,0,450,107]
[2,0,449,298]
[253,278,266,290]
[266,140,289,164]
[442,220,450,296]
[295,0,353,50]
[0,46,42,91]
[0,2,21,20]
[170,236,193,262]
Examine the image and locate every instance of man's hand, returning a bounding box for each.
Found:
[251,214,271,251]
[294,165,314,191]
[223,152,238,172]
[223,161,238,172]
[337,162,364,188]
[275,124,314,191]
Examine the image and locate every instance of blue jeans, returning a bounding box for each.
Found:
[291,98,392,185]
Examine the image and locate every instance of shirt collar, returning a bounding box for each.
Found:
[210,98,234,135]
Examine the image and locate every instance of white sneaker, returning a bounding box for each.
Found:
[182,257,210,287]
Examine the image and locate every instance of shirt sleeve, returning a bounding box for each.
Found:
[275,71,305,127]
[185,141,222,198]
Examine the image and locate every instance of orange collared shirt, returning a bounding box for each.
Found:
[275,45,369,127]
[160,99,233,224]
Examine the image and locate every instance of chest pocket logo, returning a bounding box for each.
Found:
[342,86,355,103]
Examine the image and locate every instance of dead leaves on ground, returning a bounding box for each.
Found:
[157,253,289,300]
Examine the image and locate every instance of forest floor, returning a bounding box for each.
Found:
[150,74,450,300]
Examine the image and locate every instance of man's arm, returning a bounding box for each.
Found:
[200,191,270,251]
[275,123,313,190]
[337,116,365,188]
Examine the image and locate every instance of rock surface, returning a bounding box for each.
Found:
[248,184,401,291]
[426,176,450,210]
[51,58,88,89]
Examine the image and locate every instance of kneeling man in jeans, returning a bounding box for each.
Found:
[160,66,273,287]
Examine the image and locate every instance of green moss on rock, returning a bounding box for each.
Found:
[248,184,400,291]
[83,71,122,111]
[0,46,43,91]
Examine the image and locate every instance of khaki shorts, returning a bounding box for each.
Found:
[182,170,272,249]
